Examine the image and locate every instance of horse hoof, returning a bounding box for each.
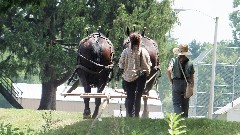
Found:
[92,112,98,119]
[83,109,91,119]
[92,113,98,119]
[83,114,92,119]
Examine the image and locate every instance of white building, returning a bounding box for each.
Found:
[14,83,164,119]
[214,97,240,122]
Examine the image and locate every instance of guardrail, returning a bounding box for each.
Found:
[0,77,23,101]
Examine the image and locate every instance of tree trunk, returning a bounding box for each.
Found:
[38,80,57,110]
[37,61,72,110]
[38,63,57,110]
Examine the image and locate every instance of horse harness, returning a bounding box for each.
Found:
[76,33,114,75]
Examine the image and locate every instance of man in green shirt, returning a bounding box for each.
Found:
[167,44,195,117]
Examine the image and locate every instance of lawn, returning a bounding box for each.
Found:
[0,108,240,135]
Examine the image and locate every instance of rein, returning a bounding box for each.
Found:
[146,68,159,84]
[77,52,114,69]
[76,52,114,75]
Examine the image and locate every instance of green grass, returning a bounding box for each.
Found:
[0,108,82,130]
[0,108,240,135]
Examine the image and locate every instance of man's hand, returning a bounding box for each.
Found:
[115,68,124,81]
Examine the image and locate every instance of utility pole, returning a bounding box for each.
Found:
[208,17,219,119]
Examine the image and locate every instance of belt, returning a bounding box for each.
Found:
[137,71,147,76]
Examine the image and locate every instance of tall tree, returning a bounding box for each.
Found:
[1,0,89,110]
[1,0,177,110]
[111,0,177,62]
[188,40,202,59]
[230,0,240,47]
[0,0,46,15]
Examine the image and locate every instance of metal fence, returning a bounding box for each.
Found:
[189,47,240,118]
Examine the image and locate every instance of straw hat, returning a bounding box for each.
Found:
[173,44,192,55]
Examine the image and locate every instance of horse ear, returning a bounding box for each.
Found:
[85,27,89,36]
[141,27,146,37]
[106,31,109,38]
[141,30,145,37]
[126,27,130,36]
[133,24,136,31]
[97,26,101,36]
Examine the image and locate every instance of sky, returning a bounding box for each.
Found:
[171,0,234,43]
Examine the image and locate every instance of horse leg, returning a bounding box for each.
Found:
[92,81,107,119]
[142,87,150,118]
[142,76,157,118]
[122,80,129,116]
[77,71,92,119]
[83,84,91,119]
[125,98,128,116]
[134,74,147,117]
[142,96,149,118]
[92,98,101,119]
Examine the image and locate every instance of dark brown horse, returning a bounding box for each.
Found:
[68,32,114,119]
[121,27,161,117]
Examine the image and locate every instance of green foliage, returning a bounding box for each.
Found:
[0,0,176,81]
[0,0,88,82]
[188,40,203,59]
[0,0,177,109]
[157,38,176,113]
[111,0,177,61]
[230,0,240,46]
[0,123,37,135]
[0,0,46,15]
[0,77,12,88]
[233,0,240,8]
[165,112,186,135]
[41,111,54,133]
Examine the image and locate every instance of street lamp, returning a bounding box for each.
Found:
[174,8,219,119]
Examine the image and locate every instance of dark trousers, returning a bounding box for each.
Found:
[124,74,147,117]
[172,79,189,118]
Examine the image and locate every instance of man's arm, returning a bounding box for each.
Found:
[167,66,173,84]
[190,74,194,85]
[118,49,127,69]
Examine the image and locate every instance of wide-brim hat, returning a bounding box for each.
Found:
[173,44,192,55]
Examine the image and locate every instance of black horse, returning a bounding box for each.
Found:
[68,31,114,119]
[120,27,161,117]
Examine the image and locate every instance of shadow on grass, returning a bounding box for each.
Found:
[45,117,169,135]
[44,117,240,135]
[184,118,240,135]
